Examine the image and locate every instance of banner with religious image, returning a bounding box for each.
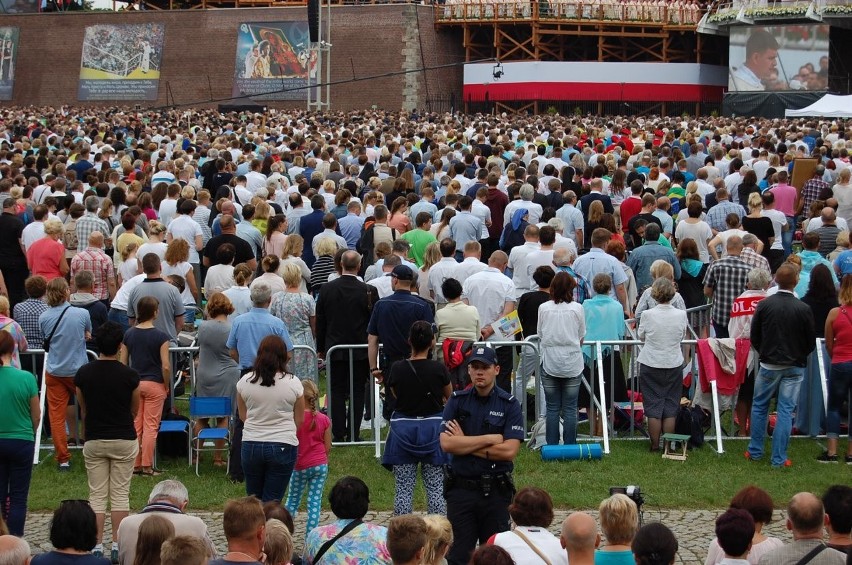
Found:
[232,21,316,101]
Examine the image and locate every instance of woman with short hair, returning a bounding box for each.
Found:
[270,263,316,379]
[632,523,678,565]
[489,487,567,564]
[637,278,689,452]
[596,493,640,564]
[195,293,240,468]
[27,218,68,281]
[279,234,311,294]
[304,476,391,564]
[31,499,110,564]
[704,485,783,564]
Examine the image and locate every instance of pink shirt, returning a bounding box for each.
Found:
[295,410,330,471]
[769,183,797,216]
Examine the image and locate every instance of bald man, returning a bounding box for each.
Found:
[560,512,599,565]
[757,493,846,565]
[815,207,841,258]
[70,231,116,302]
[0,535,31,565]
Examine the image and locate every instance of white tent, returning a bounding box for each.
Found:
[785,94,852,118]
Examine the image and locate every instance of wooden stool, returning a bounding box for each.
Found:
[662,433,690,461]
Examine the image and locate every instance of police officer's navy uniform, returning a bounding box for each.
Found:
[441,360,524,565]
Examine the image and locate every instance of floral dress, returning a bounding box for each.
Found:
[304,519,391,565]
[269,291,316,379]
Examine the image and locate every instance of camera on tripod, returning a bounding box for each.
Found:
[609,486,644,509]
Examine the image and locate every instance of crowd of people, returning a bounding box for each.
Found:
[0,479,849,564]
[0,106,850,563]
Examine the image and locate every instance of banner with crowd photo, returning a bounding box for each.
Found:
[0,27,18,101]
[78,23,165,101]
[232,22,316,101]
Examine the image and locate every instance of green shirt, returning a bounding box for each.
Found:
[0,366,38,441]
[401,228,438,268]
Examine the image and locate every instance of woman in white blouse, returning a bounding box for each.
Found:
[537,271,586,446]
[237,335,305,503]
[637,277,688,452]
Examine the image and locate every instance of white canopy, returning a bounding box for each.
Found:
[785,94,852,118]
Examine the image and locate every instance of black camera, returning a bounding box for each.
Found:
[609,486,644,508]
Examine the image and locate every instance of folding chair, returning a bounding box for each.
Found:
[155,415,192,468]
[190,396,232,476]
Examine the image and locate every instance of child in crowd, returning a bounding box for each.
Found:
[284,379,331,537]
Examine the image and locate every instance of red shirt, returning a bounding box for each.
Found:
[831,308,852,364]
[619,196,643,233]
[27,237,65,281]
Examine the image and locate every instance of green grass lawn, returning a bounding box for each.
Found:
[28,436,849,513]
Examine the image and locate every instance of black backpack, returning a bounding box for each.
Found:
[674,405,710,449]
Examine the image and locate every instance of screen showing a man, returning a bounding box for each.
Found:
[729,25,829,92]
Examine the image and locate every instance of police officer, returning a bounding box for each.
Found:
[440,345,524,565]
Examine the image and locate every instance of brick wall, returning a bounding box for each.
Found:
[2,5,463,110]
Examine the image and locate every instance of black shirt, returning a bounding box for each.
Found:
[387,359,450,416]
[517,290,550,339]
[204,233,255,266]
[627,213,663,249]
[741,216,775,256]
[0,212,26,267]
[74,360,139,441]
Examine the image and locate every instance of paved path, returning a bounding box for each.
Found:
[23,508,793,564]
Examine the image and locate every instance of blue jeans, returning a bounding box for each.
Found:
[241,441,297,503]
[0,439,35,536]
[541,372,581,445]
[107,308,129,333]
[827,362,852,439]
[747,365,803,467]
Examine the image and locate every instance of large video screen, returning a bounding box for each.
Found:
[728,25,829,92]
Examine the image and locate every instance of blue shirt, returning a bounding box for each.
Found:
[367,290,434,361]
[581,294,625,360]
[441,385,524,477]
[449,211,483,251]
[835,249,852,277]
[39,304,92,376]
[226,307,293,369]
[626,241,681,289]
[338,213,365,250]
[573,248,628,299]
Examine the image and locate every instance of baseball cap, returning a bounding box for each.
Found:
[390,265,414,281]
[468,345,497,365]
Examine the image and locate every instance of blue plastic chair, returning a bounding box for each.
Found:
[155,417,192,468]
[190,396,232,476]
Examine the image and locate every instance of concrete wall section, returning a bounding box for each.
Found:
[1,5,464,110]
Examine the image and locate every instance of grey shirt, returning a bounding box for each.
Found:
[126,278,186,344]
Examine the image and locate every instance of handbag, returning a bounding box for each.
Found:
[43,305,70,353]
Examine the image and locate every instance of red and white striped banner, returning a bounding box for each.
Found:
[463,61,728,102]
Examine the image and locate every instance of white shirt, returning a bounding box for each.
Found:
[21,221,45,251]
[367,273,394,299]
[471,199,491,239]
[428,257,460,304]
[158,199,178,227]
[508,241,540,298]
[524,249,555,290]
[553,234,578,257]
[167,215,203,263]
[538,300,586,377]
[761,209,787,251]
[491,527,568,565]
[137,241,168,262]
[454,257,488,285]
[204,264,235,297]
[462,267,515,339]
[111,274,146,311]
[223,286,252,320]
[637,304,688,369]
[805,216,848,233]
[245,171,268,194]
